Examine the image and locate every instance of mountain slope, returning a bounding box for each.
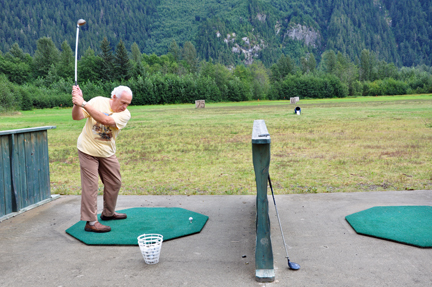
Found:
[1,0,432,67]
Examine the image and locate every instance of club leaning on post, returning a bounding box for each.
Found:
[74,19,86,86]
[268,174,300,270]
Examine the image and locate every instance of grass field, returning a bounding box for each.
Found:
[1,95,432,195]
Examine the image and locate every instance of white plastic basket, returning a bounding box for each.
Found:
[137,234,163,264]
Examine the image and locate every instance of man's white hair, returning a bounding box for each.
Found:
[111,86,133,99]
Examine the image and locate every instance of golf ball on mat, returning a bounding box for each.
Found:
[189,217,193,223]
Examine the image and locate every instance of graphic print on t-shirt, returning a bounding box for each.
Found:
[92,112,113,141]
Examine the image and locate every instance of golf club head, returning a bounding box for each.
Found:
[77,19,86,26]
[288,259,300,270]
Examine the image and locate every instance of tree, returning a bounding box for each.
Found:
[333,52,359,96]
[168,39,181,61]
[360,49,372,81]
[0,75,18,112]
[100,37,115,81]
[300,57,308,74]
[321,50,337,74]
[58,41,74,80]
[131,59,146,78]
[78,47,103,83]
[249,61,270,100]
[375,61,398,80]
[270,54,295,82]
[308,54,316,73]
[278,55,296,78]
[9,43,26,60]
[0,43,32,84]
[114,40,132,80]
[233,65,252,82]
[33,37,60,78]
[182,41,199,73]
[131,42,141,63]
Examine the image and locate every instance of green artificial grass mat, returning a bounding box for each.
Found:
[346,206,432,248]
[66,207,209,245]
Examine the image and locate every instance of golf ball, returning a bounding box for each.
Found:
[189,217,193,223]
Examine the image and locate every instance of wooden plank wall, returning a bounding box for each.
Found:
[0,130,51,217]
[1,135,13,216]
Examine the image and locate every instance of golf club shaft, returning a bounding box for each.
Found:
[268,175,290,259]
[74,26,80,86]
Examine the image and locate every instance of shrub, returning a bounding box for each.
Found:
[351,80,363,96]
[273,74,347,100]
[0,75,17,112]
[363,79,408,96]
[382,78,408,95]
[80,81,107,101]
[19,88,33,111]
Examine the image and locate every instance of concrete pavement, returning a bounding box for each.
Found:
[1,190,431,287]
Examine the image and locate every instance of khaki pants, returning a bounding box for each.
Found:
[78,150,122,222]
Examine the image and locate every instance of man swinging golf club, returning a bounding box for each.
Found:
[71,85,132,232]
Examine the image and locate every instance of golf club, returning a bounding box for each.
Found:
[74,19,86,86]
[268,174,300,270]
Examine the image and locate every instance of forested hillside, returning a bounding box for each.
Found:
[2,0,432,67]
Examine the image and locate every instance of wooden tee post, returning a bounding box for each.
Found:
[251,120,275,282]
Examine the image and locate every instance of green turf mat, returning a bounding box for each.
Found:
[346,206,432,248]
[66,207,209,245]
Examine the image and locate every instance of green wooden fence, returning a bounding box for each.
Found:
[0,126,56,217]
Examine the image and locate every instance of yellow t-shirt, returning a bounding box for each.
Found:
[77,96,131,158]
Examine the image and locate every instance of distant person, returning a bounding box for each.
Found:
[71,85,132,233]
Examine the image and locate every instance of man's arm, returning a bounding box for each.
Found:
[82,104,116,128]
[72,85,85,120]
[72,104,85,120]
[71,85,116,128]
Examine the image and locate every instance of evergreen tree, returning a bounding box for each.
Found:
[9,43,26,60]
[308,54,316,73]
[279,55,296,77]
[78,47,103,83]
[58,41,74,80]
[0,43,31,84]
[321,50,337,74]
[130,43,145,78]
[270,63,280,83]
[33,37,60,78]
[114,40,132,80]
[131,42,141,63]
[270,55,295,82]
[334,52,358,95]
[360,49,372,81]
[300,57,308,74]
[249,61,270,100]
[169,39,181,62]
[100,37,114,81]
[182,41,199,73]
[132,59,146,78]
[299,54,316,75]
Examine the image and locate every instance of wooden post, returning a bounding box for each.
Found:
[252,120,274,282]
[195,100,205,108]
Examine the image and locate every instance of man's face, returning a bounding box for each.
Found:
[112,91,132,112]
